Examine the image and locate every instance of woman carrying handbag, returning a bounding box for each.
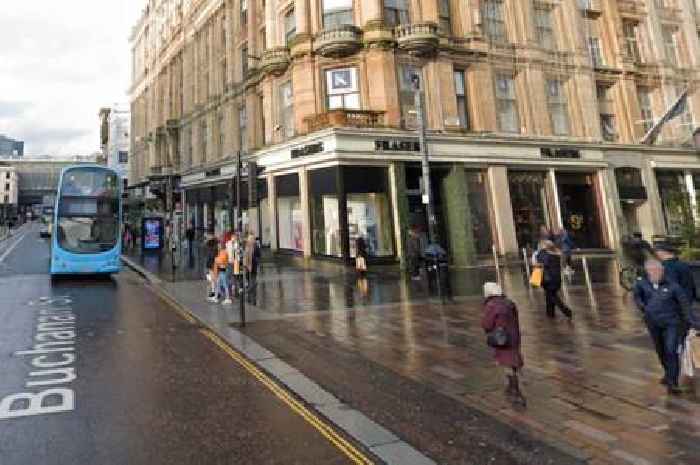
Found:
[481,282,526,407]
[355,236,368,278]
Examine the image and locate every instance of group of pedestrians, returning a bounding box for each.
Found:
[203,229,260,307]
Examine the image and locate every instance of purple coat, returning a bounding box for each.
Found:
[481,296,524,368]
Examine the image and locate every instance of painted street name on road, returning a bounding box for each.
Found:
[0,297,77,420]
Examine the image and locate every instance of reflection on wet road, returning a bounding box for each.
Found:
[0,223,355,465]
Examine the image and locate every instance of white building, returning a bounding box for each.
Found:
[0,166,19,219]
[100,105,131,188]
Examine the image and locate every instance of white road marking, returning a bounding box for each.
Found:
[0,230,29,263]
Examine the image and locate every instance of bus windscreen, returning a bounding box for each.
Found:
[56,169,119,254]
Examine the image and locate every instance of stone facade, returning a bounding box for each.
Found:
[130,0,700,264]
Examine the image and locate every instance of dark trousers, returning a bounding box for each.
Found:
[544,284,570,317]
[646,321,681,386]
[187,239,194,267]
[408,256,421,277]
[246,271,257,305]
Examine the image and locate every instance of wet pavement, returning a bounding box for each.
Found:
[127,246,700,465]
[0,223,362,465]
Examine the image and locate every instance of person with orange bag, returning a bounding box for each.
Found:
[214,239,232,305]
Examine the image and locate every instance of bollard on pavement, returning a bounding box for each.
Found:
[522,247,531,280]
[582,256,597,307]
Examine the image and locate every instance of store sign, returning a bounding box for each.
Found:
[375,139,420,152]
[205,168,221,178]
[291,142,324,159]
[541,148,580,159]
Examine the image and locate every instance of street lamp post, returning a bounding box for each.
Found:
[236,150,246,327]
[412,74,436,244]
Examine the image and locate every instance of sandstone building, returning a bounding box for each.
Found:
[129,0,700,265]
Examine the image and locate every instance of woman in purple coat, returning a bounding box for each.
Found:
[481,282,526,407]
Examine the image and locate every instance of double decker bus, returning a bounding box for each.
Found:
[50,165,122,275]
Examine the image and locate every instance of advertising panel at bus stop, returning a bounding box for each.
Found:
[142,217,164,251]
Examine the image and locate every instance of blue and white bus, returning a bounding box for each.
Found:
[50,165,122,275]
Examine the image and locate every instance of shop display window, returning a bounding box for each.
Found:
[508,171,549,250]
[278,197,303,250]
[347,193,394,257]
[657,170,692,236]
[310,167,342,257]
[465,171,494,255]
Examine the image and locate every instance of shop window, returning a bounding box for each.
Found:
[310,167,342,257]
[454,70,470,129]
[276,174,303,251]
[556,173,604,249]
[323,0,353,28]
[495,73,519,133]
[657,170,692,236]
[508,171,549,251]
[482,0,507,43]
[384,0,409,27]
[285,9,296,46]
[546,78,569,136]
[399,64,422,129]
[344,167,394,258]
[279,82,294,139]
[534,6,555,50]
[325,67,360,110]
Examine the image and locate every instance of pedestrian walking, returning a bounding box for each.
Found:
[355,236,368,278]
[204,231,219,302]
[186,221,195,268]
[481,282,526,407]
[556,227,575,274]
[633,260,695,395]
[243,233,260,305]
[536,240,573,320]
[406,229,422,280]
[214,240,232,305]
[424,240,452,303]
[655,243,697,302]
[226,232,243,297]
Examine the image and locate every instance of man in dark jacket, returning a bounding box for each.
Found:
[633,260,693,395]
[655,243,696,302]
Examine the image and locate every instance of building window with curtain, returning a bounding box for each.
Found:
[384,0,409,27]
[239,106,248,154]
[482,0,507,43]
[399,64,421,129]
[623,21,641,63]
[279,82,294,139]
[637,87,654,134]
[454,70,469,129]
[285,9,296,46]
[495,73,519,133]
[546,78,569,136]
[534,6,555,50]
[597,84,617,142]
[662,26,679,67]
[438,0,451,34]
[323,0,353,28]
[325,67,360,110]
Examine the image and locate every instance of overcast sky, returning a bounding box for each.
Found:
[0,1,143,156]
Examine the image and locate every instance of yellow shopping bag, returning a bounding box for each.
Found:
[530,267,543,287]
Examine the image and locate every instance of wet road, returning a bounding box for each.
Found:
[0,223,355,465]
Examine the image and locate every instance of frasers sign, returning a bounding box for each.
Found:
[0,297,77,420]
[375,139,420,152]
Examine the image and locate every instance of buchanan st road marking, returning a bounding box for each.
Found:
[0,296,78,420]
[201,329,375,465]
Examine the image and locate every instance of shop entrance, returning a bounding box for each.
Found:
[557,173,604,249]
[508,171,550,251]
[405,164,448,251]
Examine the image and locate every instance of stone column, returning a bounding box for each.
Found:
[547,168,563,229]
[640,161,667,236]
[487,166,518,257]
[247,0,258,71]
[298,167,312,257]
[296,0,310,35]
[267,174,278,251]
[362,0,383,25]
[442,165,477,267]
[685,171,698,225]
[388,162,407,264]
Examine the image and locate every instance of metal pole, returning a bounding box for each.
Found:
[582,256,597,307]
[236,151,246,327]
[413,75,436,244]
[522,247,531,279]
[492,244,502,286]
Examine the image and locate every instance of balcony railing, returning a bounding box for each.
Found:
[394,22,440,55]
[304,110,385,133]
[260,47,291,76]
[314,25,362,58]
[617,0,647,17]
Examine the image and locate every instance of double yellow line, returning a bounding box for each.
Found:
[200,328,375,465]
